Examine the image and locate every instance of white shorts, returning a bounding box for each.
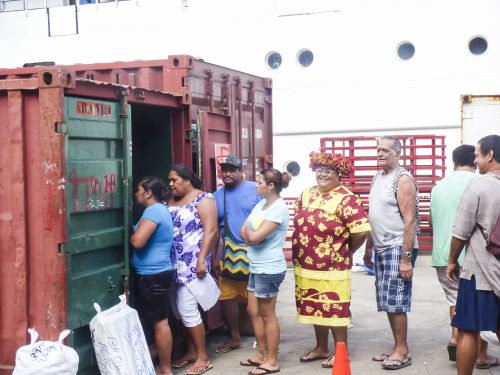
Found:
[176,285,203,327]
[436,267,458,306]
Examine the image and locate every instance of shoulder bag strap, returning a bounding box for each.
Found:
[223,189,237,241]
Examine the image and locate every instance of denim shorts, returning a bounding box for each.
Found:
[247,271,286,298]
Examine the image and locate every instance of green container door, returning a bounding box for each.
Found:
[64,97,132,374]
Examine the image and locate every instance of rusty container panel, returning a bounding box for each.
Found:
[0,70,72,372]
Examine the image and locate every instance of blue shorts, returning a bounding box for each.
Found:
[375,246,418,313]
[247,272,286,299]
[452,276,500,332]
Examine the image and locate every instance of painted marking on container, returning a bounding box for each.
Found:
[76,100,112,116]
[255,128,263,139]
[42,161,57,171]
[68,169,117,212]
[242,128,249,139]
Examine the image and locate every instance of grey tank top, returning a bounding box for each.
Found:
[369,167,420,252]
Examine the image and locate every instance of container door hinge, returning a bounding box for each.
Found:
[58,242,68,254]
[121,268,130,277]
[55,122,67,134]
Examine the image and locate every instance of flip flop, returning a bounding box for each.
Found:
[382,358,412,370]
[321,355,334,368]
[300,351,330,362]
[447,344,457,362]
[186,363,213,375]
[476,358,499,369]
[248,365,281,375]
[240,358,262,367]
[172,357,195,369]
[372,353,391,362]
[215,343,244,353]
[373,353,412,362]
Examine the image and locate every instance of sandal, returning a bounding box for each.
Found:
[186,363,213,375]
[172,357,195,369]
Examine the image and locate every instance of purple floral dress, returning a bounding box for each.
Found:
[169,192,214,285]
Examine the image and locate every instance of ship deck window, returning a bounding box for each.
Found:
[297,49,314,67]
[266,52,283,70]
[397,42,415,60]
[469,36,488,55]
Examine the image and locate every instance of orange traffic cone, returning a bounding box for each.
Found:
[332,342,351,375]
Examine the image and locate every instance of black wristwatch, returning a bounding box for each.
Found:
[403,251,413,259]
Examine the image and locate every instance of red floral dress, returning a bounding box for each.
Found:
[292,186,370,326]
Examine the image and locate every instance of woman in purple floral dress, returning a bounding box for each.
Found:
[167,164,218,375]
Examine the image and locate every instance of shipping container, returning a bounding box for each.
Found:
[0,56,273,374]
[461,95,500,145]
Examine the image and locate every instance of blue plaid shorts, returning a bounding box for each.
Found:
[375,246,418,313]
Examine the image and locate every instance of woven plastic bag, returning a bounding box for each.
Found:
[13,328,79,375]
[89,294,155,375]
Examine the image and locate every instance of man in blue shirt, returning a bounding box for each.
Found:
[212,155,261,354]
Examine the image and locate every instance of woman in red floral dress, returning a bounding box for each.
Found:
[293,151,371,368]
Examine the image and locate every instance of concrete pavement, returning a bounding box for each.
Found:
[175,254,500,375]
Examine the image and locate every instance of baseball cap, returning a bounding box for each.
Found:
[219,154,242,169]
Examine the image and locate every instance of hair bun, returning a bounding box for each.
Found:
[281,171,291,189]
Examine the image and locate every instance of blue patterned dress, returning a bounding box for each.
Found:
[169,192,214,285]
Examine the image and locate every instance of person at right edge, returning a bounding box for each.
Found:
[364,136,418,370]
[447,134,500,374]
[429,144,498,366]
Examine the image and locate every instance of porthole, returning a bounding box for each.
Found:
[284,160,301,177]
[397,42,415,60]
[297,49,314,67]
[266,52,282,70]
[469,36,488,55]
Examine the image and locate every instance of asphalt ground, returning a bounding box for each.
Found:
[173,254,500,375]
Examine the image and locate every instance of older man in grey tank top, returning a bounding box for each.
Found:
[366,136,419,370]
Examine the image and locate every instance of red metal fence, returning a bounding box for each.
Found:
[283,135,446,257]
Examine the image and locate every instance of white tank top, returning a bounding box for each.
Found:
[369,167,420,252]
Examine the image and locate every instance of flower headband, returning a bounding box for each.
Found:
[309,151,353,177]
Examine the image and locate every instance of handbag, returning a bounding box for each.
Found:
[479,216,500,257]
[220,188,250,281]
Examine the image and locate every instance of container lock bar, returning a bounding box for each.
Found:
[58,242,68,254]
[55,121,67,134]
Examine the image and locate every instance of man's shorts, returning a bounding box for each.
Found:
[452,275,500,332]
[135,269,174,324]
[435,266,458,306]
[247,272,286,299]
[219,276,248,301]
[375,246,418,313]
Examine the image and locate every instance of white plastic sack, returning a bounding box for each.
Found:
[89,294,155,375]
[480,331,500,346]
[13,328,79,375]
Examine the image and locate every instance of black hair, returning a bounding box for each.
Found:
[139,176,169,202]
[452,144,475,167]
[260,168,291,194]
[478,135,500,163]
[380,136,402,153]
[170,164,203,189]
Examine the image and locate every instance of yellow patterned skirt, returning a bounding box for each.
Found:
[294,266,352,327]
